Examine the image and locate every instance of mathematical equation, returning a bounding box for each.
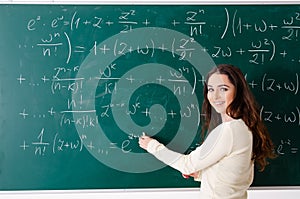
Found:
[19,128,142,156]
[20,127,299,157]
[21,34,300,66]
[12,6,300,160]
[16,71,299,97]
[260,106,300,126]
[19,128,83,156]
[247,73,299,95]
[276,139,299,155]
[18,7,300,66]
[26,8,300,39]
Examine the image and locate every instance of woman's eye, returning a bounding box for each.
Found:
[220,87,228,92]
[208,88,214,92]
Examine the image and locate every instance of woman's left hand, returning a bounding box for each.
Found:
[182,172,200,179]
[138,133,154,150]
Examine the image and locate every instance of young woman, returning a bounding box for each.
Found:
[139,64,276,199]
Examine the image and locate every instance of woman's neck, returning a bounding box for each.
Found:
[221,114,234,122]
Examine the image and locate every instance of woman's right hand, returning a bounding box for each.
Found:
[138,133,154,150]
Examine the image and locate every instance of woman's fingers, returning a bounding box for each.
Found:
[138,133,152,150]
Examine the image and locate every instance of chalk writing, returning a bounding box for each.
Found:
[3,6,298,175]
[2,4,300,190]
[260,106,300,126]
[247,73,299,95]
[20,129,144,156]
[20,128,84,156]
[277,139,299,155]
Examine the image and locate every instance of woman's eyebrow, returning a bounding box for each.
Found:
[217,84,230,88]
[207,84,230,88]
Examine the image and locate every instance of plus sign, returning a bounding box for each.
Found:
[172,19,180,26]
[168,110,177,118]
[269,24,278,30]
[142,108,151,117]
[198,75,206,85]
[280,50,287,58]
[156,76,165,84]
[275,114,281,120]
[99,44,110,54]
[128,46,133,53]
[248,80,257,88]
[48,107,56,116]
[83,20,91,25]
[142,19,150,26]
[41,75,50,83]
[87,141,95,150]
[20,140,30,150]
[243,23,252,30]
[126,75,135,83]
[276,84,282,90]
[106,21,114,26]
[19,109,29,119]
[158,43,168,52]
[17,74,26,84]
[236,48,245,55]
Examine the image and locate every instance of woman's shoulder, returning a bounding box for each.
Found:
[218,119,250,135]
[210,119,250,140]
[223,119,252,141]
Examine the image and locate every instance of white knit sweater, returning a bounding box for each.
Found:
[147,119,254,199]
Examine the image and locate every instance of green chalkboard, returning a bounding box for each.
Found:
[0,4,299,190]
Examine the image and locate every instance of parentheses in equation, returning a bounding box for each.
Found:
[79,135,84,152]
[261,73,266,92]
[60,113,65,127]
[150,39,155,57]
[296,106,300,126]
[191,67,197,95]
[259,105,264,119]
[70,11,77,31]
[52,133,59,154]
[171,38,175,57]
[269,40,276,61]
[221,8,230,39]
[231,9,238,37]
[51,81,56,94]
[195,104,201,127]
[113,39,118,56]
[295,73,299,95]
[64,32,72,64]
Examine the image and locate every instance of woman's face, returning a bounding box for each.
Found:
[207,73,236,119]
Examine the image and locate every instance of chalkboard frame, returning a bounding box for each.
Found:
[1,2,300,191]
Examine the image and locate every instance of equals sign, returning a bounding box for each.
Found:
[74,46,85,53]
[291,148,298,154]
[64,21,70,26]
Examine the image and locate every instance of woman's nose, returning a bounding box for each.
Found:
[213,90,220,99]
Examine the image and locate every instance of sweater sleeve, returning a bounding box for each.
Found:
[146,123,233,175]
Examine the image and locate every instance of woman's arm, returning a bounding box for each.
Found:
[139,124,233,175]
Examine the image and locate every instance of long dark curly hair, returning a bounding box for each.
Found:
[201,64,276,171]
